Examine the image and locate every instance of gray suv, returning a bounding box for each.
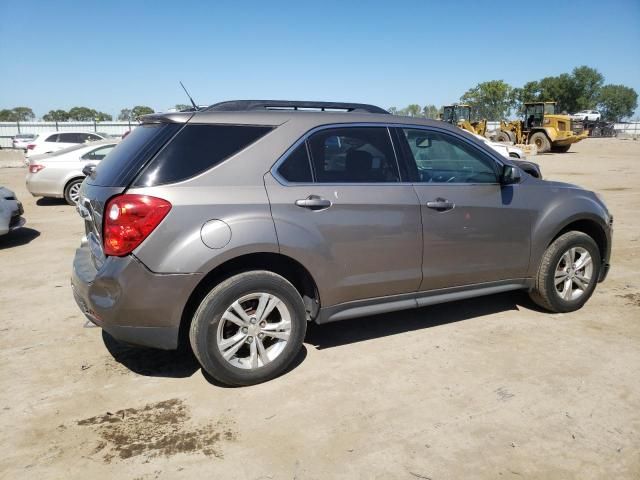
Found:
[72,100,612,386]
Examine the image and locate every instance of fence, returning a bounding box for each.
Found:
[0,121,138,148]
[1,119,639,149]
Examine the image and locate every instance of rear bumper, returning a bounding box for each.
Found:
[71,245,202,350]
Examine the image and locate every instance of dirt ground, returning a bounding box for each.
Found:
[0,138,638,479]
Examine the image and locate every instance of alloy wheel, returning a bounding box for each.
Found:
[554,247,593,301]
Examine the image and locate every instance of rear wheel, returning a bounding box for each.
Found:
[189,271,307,386]
[63,178,83,205]
[529,231,601,313]
[551,145,571,153]
[529,132,551,153]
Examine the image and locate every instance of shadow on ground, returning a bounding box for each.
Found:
[101,291,539,383]
[102,331,200,378]
[36,197,69,206]
[0,227,40,248]
[306,290,539,350]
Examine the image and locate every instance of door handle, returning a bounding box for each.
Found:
[426,198,455,212]
[295,195,332,211]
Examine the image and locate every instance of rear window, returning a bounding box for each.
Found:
[89,123,181,187]
[133,124,273,187]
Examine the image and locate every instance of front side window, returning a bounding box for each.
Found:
[307,127,399,183]
[401,129,498,184]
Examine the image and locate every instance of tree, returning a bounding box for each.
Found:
[0,107,35,121]
[405,104,421,117]
[0,109,17,121]
[94,111,113,121]
[43,109,70,121]
[68,106,98,121]
[387,106,398,115]
[118,108,132,121]
[597,85,638,121]
[12,107,35,121]
[175,104,191,111]
[461,80,515,120]
[131,105,154,118]
[422,104,440,119]
[571,66,604,111]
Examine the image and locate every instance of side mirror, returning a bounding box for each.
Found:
[501,164,521,185]
[82,164,97,178]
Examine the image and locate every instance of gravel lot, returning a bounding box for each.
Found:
[0,138,638,479]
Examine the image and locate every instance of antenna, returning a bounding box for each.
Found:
[179,81,199,111]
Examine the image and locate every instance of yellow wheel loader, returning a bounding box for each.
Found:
[441,104,488,137]
[493,102,587,153]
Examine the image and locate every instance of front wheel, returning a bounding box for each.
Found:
[529,132,551,153]
[529,231,601,313]
[189,271,307,386]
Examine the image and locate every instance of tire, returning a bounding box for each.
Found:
[494,131,512,143]
[529,231,601,313]
[551,145,571,153]
[63,178,83,205]
[529,132,551,153]
[508,152,520,158]
[189,271,307,386]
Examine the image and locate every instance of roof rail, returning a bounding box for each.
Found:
[205,100,389,114]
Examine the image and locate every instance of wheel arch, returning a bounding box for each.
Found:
[546,217,608,265]
[178,252,320,348]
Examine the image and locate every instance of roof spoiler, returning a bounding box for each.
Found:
[205,100,389,114]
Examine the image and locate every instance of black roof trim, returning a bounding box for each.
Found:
[205,100,389,114]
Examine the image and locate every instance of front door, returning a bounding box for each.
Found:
[265,126,423,307]
[396,127,532,291]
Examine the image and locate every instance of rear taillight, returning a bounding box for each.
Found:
[103,194,171,256]
[29,164,45,173]
[27,144,35,150]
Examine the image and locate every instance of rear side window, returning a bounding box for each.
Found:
[307,127,400,183]
[45,134,59,142]
[133,124,273,187]
[59,133,81,143]
[90,123,181,187]
[278,143,313,182]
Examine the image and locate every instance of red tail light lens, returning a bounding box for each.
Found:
[29,164,45,173]
[103,194,171,256]
[27,144,35,150]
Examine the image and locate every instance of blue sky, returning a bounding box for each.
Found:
[1,0,639,118]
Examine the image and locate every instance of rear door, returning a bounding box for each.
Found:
[265,126,423,307]
[395,127,531,291]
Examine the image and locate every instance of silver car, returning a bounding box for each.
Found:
[0,187,25,236]
[25,140,118,205]
[72,100,612,386]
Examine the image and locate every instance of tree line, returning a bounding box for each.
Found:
[389,66,637,122]
[0,105,159,122]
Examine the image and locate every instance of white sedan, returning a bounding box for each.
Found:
[570,110,601,122]
[472,133,525,159]
[25,140,118,205]
[25,130,105,158]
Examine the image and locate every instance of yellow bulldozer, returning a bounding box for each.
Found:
[441,104,488,137]
[493,102,587,153]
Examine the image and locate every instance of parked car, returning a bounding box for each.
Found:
[0,186,25,236]
[571,110,601,122]
[25,131,105,158]
[26,140,118,205]
[473,133,525,159]
[72,100,612,386]
[12,133,36,151]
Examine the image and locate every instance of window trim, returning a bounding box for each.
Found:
[271,122,507,187]
[81,144,116,161]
